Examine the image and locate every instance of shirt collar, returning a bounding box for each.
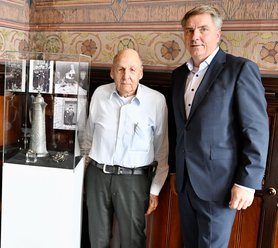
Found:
[187,47,219,72]
[110,83,141,105]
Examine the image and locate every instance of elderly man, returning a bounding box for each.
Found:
[84,48,169,248]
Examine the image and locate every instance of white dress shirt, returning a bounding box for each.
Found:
[84,83,169,195]
[184,47,219,118]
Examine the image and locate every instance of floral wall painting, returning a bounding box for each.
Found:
[260,41,278,65]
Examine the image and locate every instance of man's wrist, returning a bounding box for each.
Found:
[234,183,255,193]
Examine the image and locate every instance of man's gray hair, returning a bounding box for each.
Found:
[181,5,223,30]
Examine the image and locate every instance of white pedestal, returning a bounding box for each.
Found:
[1,158,85,248]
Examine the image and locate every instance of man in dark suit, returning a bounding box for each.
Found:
[170,5,269,248]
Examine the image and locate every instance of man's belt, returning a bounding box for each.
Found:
[90,159,157,176]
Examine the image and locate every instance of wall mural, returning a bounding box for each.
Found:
[0,0,277,75]
[1,28,277,75]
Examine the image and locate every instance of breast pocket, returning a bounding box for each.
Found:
[130,122,153,152]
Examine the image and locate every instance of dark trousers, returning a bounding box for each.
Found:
[85,164,150,248]
[178,180,236,248]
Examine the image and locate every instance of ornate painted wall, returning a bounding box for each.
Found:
[0,0,277,75]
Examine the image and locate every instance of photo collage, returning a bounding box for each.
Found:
[5,59,89,131]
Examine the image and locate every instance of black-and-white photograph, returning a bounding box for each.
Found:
[78,62,89,95]
[53,97,77,130]
[5,60,26,92]
[54,61,80,95]
[29,60,54,94]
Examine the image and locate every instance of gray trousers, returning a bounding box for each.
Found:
[85,164,151,248]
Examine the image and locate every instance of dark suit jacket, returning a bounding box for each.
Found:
[172,49,269,201]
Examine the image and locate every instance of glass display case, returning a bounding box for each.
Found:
[2,51,91,169]
[1,51,91,248]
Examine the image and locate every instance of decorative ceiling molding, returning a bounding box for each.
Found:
[1,0,25,6]
[1,19,277,32]
[223,20,278,31]
[0,19,30,31]
[33,0,111,8]
[1,0,277,29]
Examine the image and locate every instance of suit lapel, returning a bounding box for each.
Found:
[186,50,226,124]
[176,64,190,123]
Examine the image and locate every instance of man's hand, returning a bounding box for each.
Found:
[229,185,255,210]
[146,194,159,215]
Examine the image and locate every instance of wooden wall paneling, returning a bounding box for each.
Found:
[273,214,278,248]
[256,103,278,248]
[0,97,4,147]
[228,197,262,248]
[146,179,183,248]
[0,66,5,146]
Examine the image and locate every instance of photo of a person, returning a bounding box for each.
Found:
[64,105,75,126]
[5,60,26,92]
[79,70,88,90]
[79,62,89,91]
[53,97,77,130]
[29,60,54,94]
[65,63,76,81]
[54,61,79,95]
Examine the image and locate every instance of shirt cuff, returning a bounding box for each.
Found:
[234,183,255,193]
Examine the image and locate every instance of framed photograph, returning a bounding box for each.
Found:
[53,97,77,130]
[54,61,79,95]
[29,59,54,94]
[5,60,27,92]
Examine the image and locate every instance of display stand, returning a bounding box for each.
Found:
[1,159,84,248]
[1,52,91,248]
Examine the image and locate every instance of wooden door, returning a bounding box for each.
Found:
[228,84,278,248]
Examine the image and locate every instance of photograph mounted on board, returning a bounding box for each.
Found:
[54,61,80,95]
[5,60,27,92]
[29,60,54,94]
[53,96,77,130]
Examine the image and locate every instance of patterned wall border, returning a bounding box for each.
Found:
[0,27,277,75]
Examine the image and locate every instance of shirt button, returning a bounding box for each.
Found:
[196,74,199,77]
[188,104,191,106]
[191,88,194,91]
